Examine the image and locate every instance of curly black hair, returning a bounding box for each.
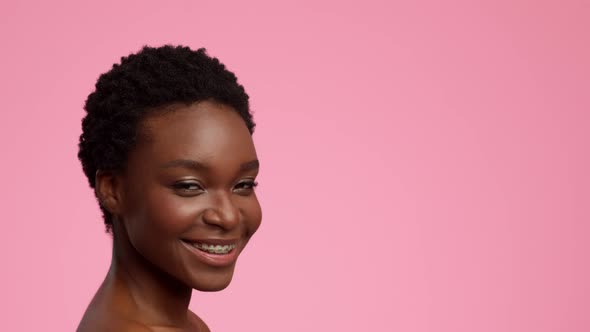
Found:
[78,45,255,233]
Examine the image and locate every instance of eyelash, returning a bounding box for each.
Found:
[236,180,259,191]
[173,182,204,192]
[172,180,258,195]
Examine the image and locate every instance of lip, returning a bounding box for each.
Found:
[180,239,241,267]
[181,238,240,245]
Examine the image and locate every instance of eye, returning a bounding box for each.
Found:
[234,180,258,195]
[172,181,205,196]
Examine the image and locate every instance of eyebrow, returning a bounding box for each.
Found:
[240,159,260,171]
[160,159,259,172]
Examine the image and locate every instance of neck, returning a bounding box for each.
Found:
[103,225,192,327]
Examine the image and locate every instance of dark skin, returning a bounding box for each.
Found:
[77,101,262,331]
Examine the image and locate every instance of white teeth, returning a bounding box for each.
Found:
[191,242,236,255]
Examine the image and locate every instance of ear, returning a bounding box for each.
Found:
[95,170,124,216]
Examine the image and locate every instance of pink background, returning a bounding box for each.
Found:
[1,1,588,331]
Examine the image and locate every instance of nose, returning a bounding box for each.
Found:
[202,191,240,230]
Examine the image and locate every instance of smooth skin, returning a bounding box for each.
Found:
[77,101,262,331]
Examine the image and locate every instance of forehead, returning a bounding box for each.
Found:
[132,101,256,166]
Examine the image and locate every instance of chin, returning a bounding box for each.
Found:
[193,278,232,292]
[190,269,235,292]
[196,282,231,292]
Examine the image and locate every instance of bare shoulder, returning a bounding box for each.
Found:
[78,318,152,332]
[188,310,211,332]
[113,320,153,331]
[78,310,152,332]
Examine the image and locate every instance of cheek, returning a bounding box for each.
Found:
[126,190,201,272]
[128,188,199,240]
[243,195,262,236]
[145,192,200,234]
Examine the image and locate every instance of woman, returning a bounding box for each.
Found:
[76,45,262,331]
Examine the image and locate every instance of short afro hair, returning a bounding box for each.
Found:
[78,45,255,233]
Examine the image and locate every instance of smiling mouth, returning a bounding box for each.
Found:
[182,241,237,255]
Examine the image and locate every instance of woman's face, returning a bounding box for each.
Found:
[116,101,261,291]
